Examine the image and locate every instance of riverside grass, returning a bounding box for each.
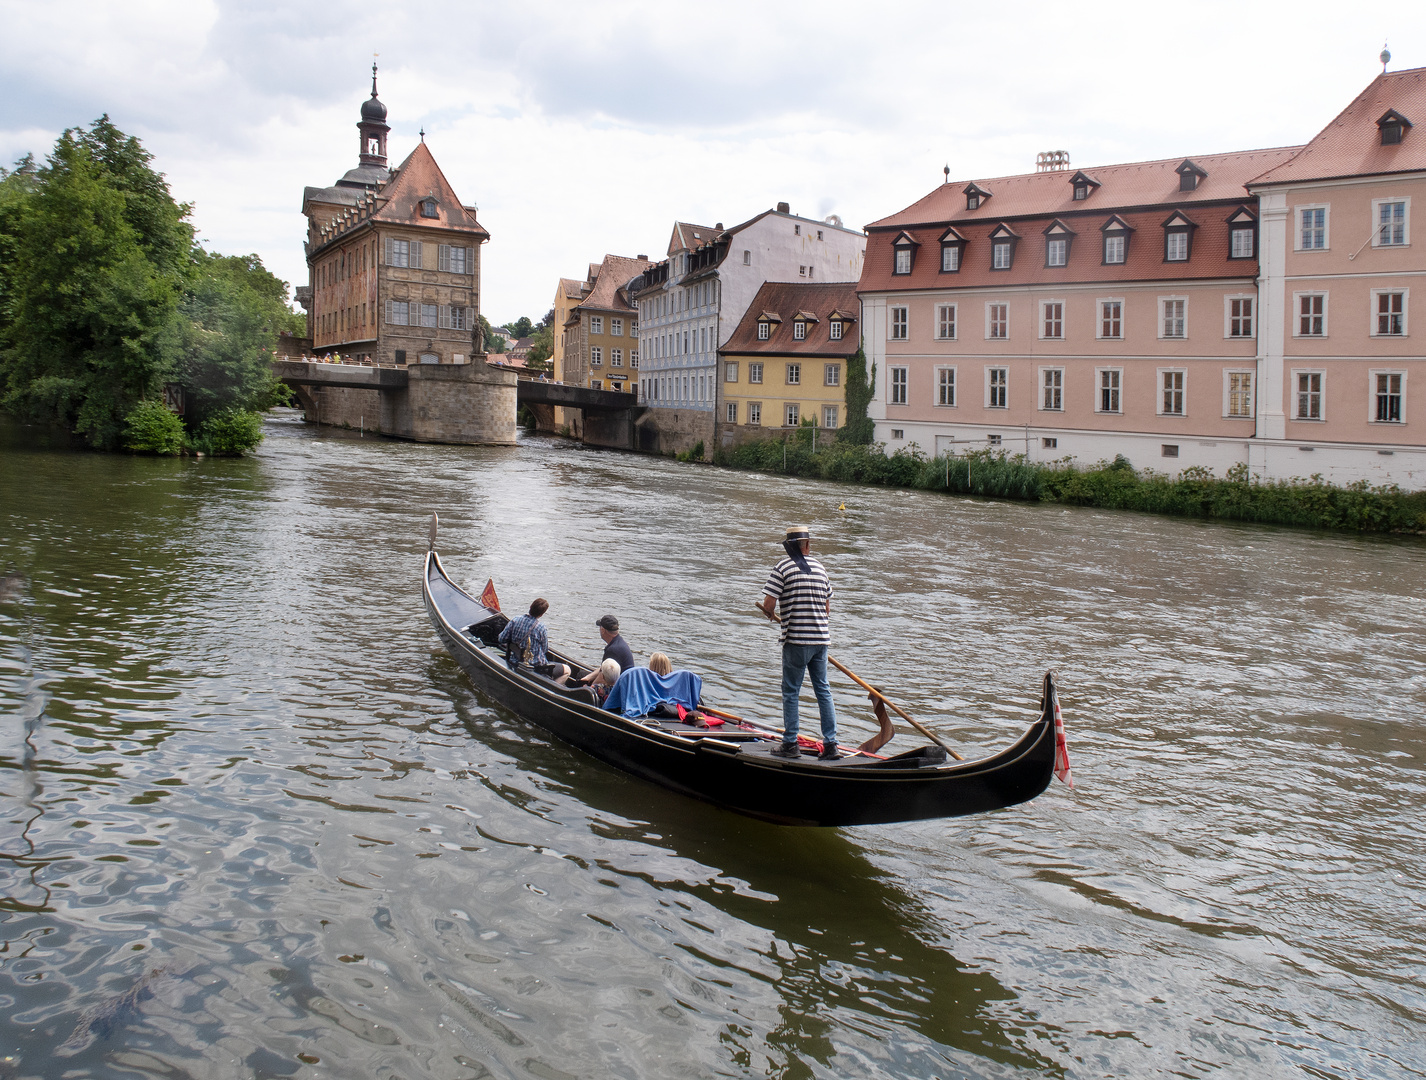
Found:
[713,435,1426,534]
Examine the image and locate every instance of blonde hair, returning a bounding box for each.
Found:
[648,652,672,676]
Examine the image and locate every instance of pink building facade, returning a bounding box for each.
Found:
[861,67,1426,487]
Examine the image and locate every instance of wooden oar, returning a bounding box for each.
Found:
[826,656,964,761]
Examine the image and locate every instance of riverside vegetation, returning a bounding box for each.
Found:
[0,117,301,455]
[714,344,1426,534]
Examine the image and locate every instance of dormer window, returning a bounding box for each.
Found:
[891,231,920,275]
[829,319,843,341]
[1227,207,1258,259]
[757,321,770,340]
[1043,220,1076,267]
[938,226,966,273]
[1069,171,1100,202]
[1176,159,1207,193]
[420,197,439,218]
[793,321,807,341]
[963,183,991,212]
[987,223,1019,270]
[1162,210,1198,262]
[1100,215,1135,265]
[1377,108,1413,146]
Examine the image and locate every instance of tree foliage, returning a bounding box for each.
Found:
[0,117,295,456]
[477,313,506,353]
[837,338,875,445]
[0,117,193,449]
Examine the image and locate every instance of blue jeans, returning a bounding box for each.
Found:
[781,643,837,745]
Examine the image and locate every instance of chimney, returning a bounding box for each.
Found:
[637,254,647,260]
[776,202,790,214]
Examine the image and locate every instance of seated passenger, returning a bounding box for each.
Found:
[648,652,672,676]
[581,616,635,688]
[497,598,570,683]
[590,659,620,703]
[602,664,703,719]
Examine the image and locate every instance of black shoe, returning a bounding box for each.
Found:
[817,743,840,760]
[770,741,801,758]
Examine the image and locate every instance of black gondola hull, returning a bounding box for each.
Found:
[424,551,1059,827]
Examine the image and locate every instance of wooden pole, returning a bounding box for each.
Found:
[826,655,963,760]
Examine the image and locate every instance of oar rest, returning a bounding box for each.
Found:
[464,613,508,646]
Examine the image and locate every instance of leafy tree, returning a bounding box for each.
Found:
[0,117,192,449]
[176,250,300,427]
[525,322,553,369]
[505,315,534,340]
[123,399,184,454]
[837,338,875,445]
[477,313,506,353]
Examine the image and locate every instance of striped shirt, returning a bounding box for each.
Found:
[763,555,833,646]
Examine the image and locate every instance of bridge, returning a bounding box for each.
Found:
[272,359,645,448]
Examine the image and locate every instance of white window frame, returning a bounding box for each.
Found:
[1039,366,1064,411]
[935,366,957,407]
[1164,230,1189,262]
[590,345,602,366]
[793,321,807,341]
[1370,288,1408,337]
[1159,296,1188,340]
[1295,204,1329,252]
[1097,298,1124,340]
[1040,299,1065,340]
[611,348,623,367]
[1046,238,1068,267]
[1103,233,1126,265]
[748,402,762,425]
[748,362,764,384]
[986,366,1008,409]
[724,361,738,382]
[1291,368,1326,421]
[890,366,908,405]
[420,303,438,329]
[1371,197,1409,248]
[829,320,844,341]
[824,363,841,387]
[590,316,603,334]
[986,302,1009,340]
[726,402,738,423]
[757,321,770,341]
[823,405,838,428]
[1224,295,1255,340]
[611,318,624,336]
[1223,370,1254,419]
[786,363,801,385]
[1096,367,1123,414]
[785,402,800,427]
[889,306,909,340]
[941,245,960,272]
[1369,369,1406,424]
[992,241,1012,269]
[894,248,912,274]
[1158,368,1187,416]
[1230,227,1255,259]
[936,303,957,340]
[1293,292,1328,338]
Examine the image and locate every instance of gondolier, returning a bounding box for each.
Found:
[759,525,838,760]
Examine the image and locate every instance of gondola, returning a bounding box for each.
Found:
[423,539,1066,827]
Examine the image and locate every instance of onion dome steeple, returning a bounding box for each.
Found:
[358,62,389,168]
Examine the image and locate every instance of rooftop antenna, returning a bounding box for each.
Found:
[1380,41,1391,72]
[943,164,950,185]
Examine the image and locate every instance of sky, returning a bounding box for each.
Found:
[2,0,1423,326]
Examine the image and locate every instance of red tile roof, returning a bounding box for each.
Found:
[723,282,861,356]
[372,142,489,239]
[868,147,1299,232]
[1252,67,1426,186]
[576,254,652,313]
[668,222,721,255]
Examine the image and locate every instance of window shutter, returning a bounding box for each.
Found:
[410,241,422,269]
[439,306,451,329]
[438,245,450,272]
[465,248,473,273]
[383,238,392,266]
[384,299,392,324]
[466,307,474,330]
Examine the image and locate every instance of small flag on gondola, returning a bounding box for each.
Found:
[1051,682,1073,787]
[479,579,500,612]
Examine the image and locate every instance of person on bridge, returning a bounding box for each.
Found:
[759,525,838,760]
[498,599,570,683]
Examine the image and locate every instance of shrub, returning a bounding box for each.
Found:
[123,400,185,455]
[194,407,264,456]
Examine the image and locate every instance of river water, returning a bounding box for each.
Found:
[1,413,1423,1079]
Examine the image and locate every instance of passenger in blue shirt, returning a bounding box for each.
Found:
[498,598,570,683]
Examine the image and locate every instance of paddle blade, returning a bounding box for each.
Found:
[479,579,500,612]
[1049,672,1073,787]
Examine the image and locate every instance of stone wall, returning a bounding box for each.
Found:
[635,407,715,458]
